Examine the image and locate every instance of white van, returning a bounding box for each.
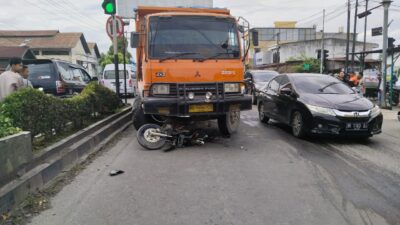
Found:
[101,64,136,96]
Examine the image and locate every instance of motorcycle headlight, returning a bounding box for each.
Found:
[370,105,381,118]
[224,83,240,93]
[306,104,336,116]
[152,84,170,95]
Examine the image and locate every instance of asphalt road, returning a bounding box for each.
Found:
[29,109,400,225]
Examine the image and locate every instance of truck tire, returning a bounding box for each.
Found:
[132,99,152,130]
[218,111,241,136]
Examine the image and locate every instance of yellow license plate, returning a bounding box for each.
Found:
[189,104,214,113]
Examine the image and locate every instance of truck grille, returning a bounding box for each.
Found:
[152,83,240,98]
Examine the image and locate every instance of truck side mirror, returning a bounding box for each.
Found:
[252,30,259,46]
[130,32,139,48]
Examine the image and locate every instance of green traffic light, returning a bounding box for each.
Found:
[105,3,115,13]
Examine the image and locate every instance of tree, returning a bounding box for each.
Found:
[288,55,321,73]
[100,36,132,69]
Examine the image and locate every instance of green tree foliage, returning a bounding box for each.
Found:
[100,37,132,68]
[288,55,322,73]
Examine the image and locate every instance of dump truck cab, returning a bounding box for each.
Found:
[131,6,252,135]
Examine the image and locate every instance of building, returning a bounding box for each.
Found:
[86,43,101,76]
[249,21,317,65]
[0,30,100,76]
[0,46,36,72]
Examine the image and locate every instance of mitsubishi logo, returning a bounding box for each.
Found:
[353,112,360,118]
[195,71,201,77]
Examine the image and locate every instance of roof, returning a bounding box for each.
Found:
[0,46,36,59]
[87,42,100,58]
[0,30,59,37]
[0,30,90,54]
[276,38,378,47]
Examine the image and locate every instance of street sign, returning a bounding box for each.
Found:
[303,64,310,71]
[372,27,383,37]
[106,16,124,39]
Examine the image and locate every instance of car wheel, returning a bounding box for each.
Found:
[291,111,307,138]
[258,103,269,123]
[218,111,241,136]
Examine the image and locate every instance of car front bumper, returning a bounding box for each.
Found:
[309,113,383,137]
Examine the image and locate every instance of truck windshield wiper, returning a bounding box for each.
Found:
[198,52,236,62]
[318,82,341,92]
[159,52,199,62]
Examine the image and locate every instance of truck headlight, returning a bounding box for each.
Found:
[370,105,381,118]
[306,104,336,116]
[224,83,240,93]
[152,84,170,95]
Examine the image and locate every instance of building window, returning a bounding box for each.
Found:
[42,50,70,56]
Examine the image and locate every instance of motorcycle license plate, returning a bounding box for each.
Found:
[189,104,214,113]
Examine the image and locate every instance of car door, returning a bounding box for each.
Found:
[275,75,295,124]
[263,76,282,119]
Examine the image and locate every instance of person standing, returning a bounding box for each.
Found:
[0,57,24,101]
[19,65,33,88]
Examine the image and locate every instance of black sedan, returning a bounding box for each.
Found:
[244,70,279,105]
[257,73,383,138]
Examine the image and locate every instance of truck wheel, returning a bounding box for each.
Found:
[132,99,152,130]
[218,111,241,136]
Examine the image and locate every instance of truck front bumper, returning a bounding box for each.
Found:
[142,95,252,117]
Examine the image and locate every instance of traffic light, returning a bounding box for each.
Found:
[317,49,321,59]
[323,50,329,60]
[388,37,396,48]
[102,0,116,15]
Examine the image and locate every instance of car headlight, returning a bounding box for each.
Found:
[152,84,170,95]
[306,104,336,116]
[370,105,381,118]
[224,83,240,93]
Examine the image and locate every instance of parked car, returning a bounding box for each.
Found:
[22,59,96,96]
[257,73,383,139]
[244,70,279,105]
[101,64,136,97]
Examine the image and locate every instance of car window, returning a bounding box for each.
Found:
[103,70,129,80]
[253,71,279,83]
[71,68,84,82]
[80,69,91,83]
[292,75,354,94]
[57,62,74,81]
[26,63,55,80]
[268,77,281,94]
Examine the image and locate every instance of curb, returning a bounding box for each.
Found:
[0,107,133,214]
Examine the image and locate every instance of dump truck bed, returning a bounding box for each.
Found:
[136,6,230,18]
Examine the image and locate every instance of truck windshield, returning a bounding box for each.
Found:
[149,16,240,60]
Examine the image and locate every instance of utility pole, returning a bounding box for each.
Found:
[380,0,391,108]
[112,15,120,97]
[351,0,359,70]
[123,31,127,104]
[345,0,351,76]
[276,32,281,72]
[362,0,369,72]
[320,9,325,74]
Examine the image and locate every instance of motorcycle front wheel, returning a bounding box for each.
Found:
[137,124,167,150]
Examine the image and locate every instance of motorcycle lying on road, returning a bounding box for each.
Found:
[136,119,210,150]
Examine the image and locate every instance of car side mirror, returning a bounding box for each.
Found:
[238,25,245,33]
[280,87,292,96]
[130,32,139,48]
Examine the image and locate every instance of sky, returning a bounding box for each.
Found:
[0,0,399,58]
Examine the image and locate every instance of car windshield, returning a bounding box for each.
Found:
[104,70,129,80]
[26,63,55,80]
[293,75,354,94]
[149,16,240,59]
[253,72,278,82]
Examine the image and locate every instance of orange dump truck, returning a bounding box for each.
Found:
[130,6,253,135]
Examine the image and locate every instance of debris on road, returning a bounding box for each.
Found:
[109,170,125,176]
